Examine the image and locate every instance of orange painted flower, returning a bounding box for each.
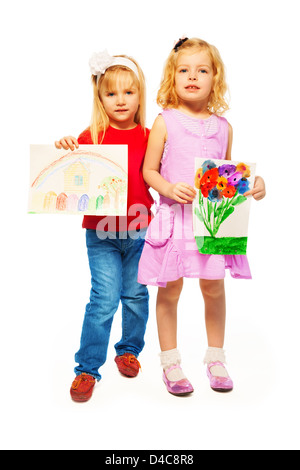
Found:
[221,185,236,198]
[216,176,228,190]
[194,168,203,189]
[236,163,251,178]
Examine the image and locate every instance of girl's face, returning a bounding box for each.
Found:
[100,72,140,129]
[175,50,214,108]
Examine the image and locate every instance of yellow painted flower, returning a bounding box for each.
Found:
[236,163,251,178]
[194,168,203,189]
[216,176,228,190]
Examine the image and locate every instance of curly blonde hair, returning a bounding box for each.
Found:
[90,55,146,144]
[157,38,229,115]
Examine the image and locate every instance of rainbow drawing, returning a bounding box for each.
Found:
[28,144,128,216]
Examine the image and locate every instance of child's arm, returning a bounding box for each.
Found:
[225,123,266,200]
[225,123,233,160]
[143,116,196,204]
[55,136,79,151]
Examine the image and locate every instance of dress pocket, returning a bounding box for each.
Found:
[145,204,174,247]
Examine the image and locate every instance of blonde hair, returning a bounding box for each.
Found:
[157,38,229,115]
[90,55,146,144]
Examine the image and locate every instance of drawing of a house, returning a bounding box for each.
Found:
[29,146,128,215]
[64,159,90,193]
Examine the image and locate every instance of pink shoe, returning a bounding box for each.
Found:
[207,361,233,392]
[162,365,194,396]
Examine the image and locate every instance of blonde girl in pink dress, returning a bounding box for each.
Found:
[138,38,266,396]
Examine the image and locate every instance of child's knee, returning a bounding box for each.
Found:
[200,279,224,300]
[159,278,183,302]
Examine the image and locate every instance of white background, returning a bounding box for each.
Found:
[1,0,299,450]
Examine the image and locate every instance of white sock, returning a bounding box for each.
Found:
[203,347,228,378]
[159,348,186,381]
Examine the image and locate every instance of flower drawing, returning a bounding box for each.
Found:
[194,159,251,238]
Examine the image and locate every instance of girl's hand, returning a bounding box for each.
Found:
[55,136,79,151]
[167,182,197,204]
[244,175,266,201]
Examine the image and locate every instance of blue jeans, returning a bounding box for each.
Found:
[74,229,149,381]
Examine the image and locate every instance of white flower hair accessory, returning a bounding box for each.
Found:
[89,50,139,83]
[89,50,114,76]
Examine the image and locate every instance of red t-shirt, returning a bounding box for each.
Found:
[78,125,153,231]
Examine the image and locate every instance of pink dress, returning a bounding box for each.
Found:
[138,109,252,287]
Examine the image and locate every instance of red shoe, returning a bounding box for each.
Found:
[115,353,141,377]
[70,373,96,402]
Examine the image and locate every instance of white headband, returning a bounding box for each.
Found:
[89,50,139,84]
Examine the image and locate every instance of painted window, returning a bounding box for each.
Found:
[74,175,83,186]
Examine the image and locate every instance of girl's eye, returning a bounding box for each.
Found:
[107,92,115,97]
[126,91,133,95]
[200,69,208,74]
[179,69,188,73]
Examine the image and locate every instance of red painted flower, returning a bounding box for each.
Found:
[201,183,215,197]
[221,185,236,198]
[200,168,219,186]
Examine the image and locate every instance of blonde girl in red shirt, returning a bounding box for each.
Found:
[55,51,153,403]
